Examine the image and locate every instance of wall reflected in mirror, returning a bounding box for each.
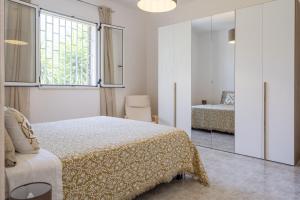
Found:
[191,11,235,153]
[5,0,37,84]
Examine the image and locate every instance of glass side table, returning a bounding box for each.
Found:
[9,182,52,200]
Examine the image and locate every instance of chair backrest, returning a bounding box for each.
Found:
[125,95,152,122]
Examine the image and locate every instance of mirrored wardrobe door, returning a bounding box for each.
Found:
[191,16,213,148]
[211,11,236,153]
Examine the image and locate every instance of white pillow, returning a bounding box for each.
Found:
[224,93,235,105]
[5,107,40,154]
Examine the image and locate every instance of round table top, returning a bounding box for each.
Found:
[10,182,52,200]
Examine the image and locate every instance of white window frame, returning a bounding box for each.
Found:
[100,23,125,88]
[39,9,100,88]
[4,0,40,87]
[4,2,127,89]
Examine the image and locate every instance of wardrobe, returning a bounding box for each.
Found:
[158,0,300,165]
[158,22,191,136]
[235,0,300,165]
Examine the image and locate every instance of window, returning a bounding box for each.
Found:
[100,24,124,88]
[4,0,38,86]
[40,10,98,86]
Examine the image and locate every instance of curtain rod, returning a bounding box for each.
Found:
[76,0,115,12]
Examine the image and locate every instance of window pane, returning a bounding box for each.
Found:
[5,0,36,83]
[40,11,97,86]
[40,14,46,31]
[102,26,123,86]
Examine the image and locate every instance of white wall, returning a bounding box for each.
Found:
[30,88,100,123]
[28,0,148,123]
[146,0,272,114]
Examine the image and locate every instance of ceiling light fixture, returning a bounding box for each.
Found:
[5,40,28,46]
[137,0,177,13]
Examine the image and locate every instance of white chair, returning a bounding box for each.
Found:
[125,95,159,124]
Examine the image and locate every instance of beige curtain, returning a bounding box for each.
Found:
[5,0,32,119]
[5,87,30,118]
[99,6,117,117]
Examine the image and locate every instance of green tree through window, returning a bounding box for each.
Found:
[40,11,97,86]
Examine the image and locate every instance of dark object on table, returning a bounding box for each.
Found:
[202,100,207,105]
[10,182,52,200]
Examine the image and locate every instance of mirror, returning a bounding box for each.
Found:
[191,11,235,153]
[5,0,37,85]
[211,11,235,153]
[191,16,213,148]
[101,24,124,87]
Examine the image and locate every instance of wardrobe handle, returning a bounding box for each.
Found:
[174,82,177,128]
[264,82,267,160]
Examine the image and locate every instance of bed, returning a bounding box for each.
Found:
[192,91,235,134]
[6,116,208,200]
[192,104,235,134]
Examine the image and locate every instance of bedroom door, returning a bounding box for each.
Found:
[158,22,192,137]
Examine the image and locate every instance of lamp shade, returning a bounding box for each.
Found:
[5,40,28,45]
[137,0,177,13]
[228,29,235,44]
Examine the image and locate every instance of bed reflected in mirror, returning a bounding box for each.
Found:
[191,11,235,153]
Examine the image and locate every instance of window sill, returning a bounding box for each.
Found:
[5,82,39,87]
[38,85,99,90]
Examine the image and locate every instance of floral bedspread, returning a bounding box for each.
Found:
[33,117,209,200]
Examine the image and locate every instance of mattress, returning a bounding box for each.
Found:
[32,116,208,200]
[192,104,235,134]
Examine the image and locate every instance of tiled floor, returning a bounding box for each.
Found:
[191,129,235,153]
[137,147,300,200]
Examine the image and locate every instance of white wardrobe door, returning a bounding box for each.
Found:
[173,22,192,136]
[235,5,264,158]
[158,25,175,127]
[158,22,192,136]
[263,0,295,165]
